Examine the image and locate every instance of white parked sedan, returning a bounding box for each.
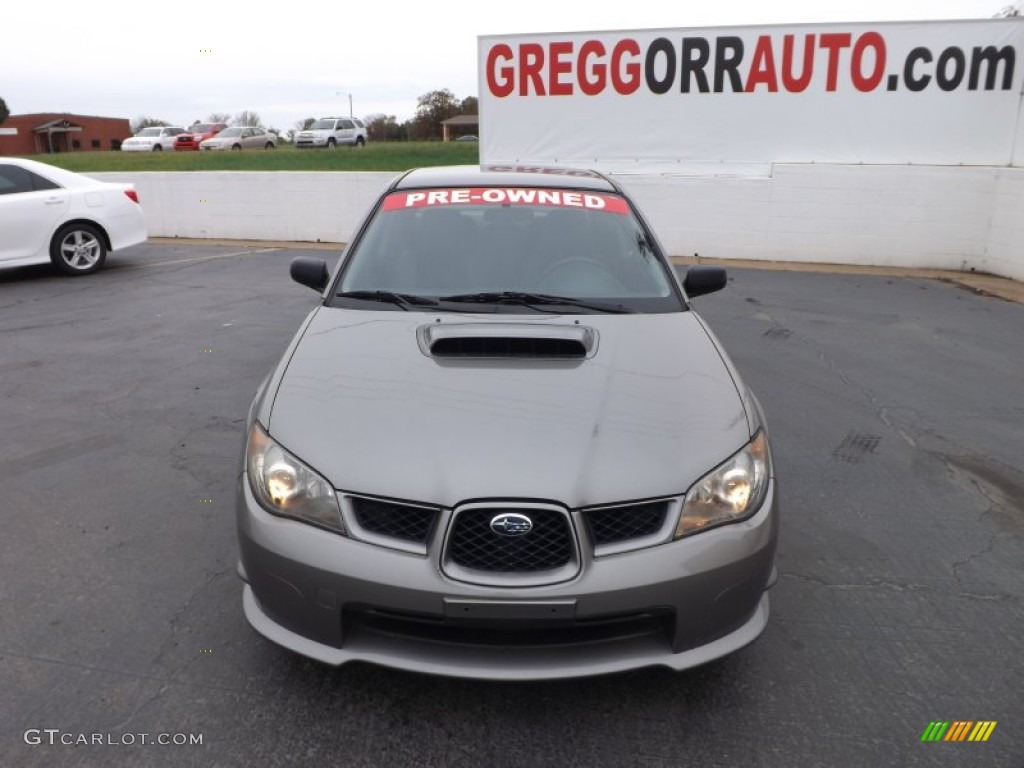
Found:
[120,126,187,152]
[200,126,278,151]
[0,158,147,275]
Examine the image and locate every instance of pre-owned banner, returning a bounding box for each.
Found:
[478,19,1024,169]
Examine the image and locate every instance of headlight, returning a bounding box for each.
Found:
[245,423,344,533]
[675,431,770,538]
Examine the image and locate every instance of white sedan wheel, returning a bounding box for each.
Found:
[52,224,107,275]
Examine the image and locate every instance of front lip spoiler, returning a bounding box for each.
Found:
[242,586,770,681]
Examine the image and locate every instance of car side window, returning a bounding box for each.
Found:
[0,164,35,195]
[30,171,60,191]
[340,120,354,130]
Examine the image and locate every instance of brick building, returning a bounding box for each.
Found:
[0,113,132,155]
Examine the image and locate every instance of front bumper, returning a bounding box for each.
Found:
[236,475,778,680]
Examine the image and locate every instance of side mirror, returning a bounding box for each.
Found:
[683,265,727,298]
[290,257,329,293]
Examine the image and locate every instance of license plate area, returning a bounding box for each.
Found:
[443,598,576,622]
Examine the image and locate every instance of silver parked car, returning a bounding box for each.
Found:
[236,165,779,680]
[200,126,277,150]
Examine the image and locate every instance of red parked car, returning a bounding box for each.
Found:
[175,123,228,151]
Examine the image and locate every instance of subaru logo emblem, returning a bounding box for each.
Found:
[490,513,533,536]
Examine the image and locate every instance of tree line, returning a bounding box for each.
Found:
[361,89,477,142]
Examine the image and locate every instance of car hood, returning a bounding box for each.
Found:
[265,309,750,508]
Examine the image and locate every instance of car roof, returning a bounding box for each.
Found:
[0,157,99,188]
[393,165,619,193]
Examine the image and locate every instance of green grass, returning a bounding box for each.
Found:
[22,142,480,173]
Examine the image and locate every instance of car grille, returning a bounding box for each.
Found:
[351,497,436,543]
[585,501,669,545]
[344,605,675,649]
[448,507,573,572]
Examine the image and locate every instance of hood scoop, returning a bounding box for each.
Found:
[417,323,598,360]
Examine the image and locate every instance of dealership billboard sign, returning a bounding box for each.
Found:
[478,19,1024,170]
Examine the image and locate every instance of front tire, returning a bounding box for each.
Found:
[231,144,242,151]
[326,138,336,150]
[152,144,162,152]
[51,223,106,276]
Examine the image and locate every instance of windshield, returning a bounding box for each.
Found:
[192,124,216,132]
[333,187,681,314]
[310,120,336,130]
[217,127,242,137]
[137,128,162,137]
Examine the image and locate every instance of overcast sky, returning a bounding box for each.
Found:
[2,1,1013,131]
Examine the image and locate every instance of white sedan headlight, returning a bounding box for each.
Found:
[246,423,344,533]
[675,431,770,538]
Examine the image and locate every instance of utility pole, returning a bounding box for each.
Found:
[336,91,354,118]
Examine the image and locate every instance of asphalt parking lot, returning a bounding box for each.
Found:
[2,242,1022,767]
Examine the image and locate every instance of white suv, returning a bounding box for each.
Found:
[120,126,187,152]
[295,117,367,149]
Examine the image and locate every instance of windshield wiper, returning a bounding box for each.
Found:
[335,290,438,311]
[438,291,631,314]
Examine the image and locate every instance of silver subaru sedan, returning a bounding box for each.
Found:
[236,165,779,680]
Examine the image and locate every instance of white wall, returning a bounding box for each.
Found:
[92,171,397,243]
[987,168,1024,280]
[618,165,1000,272]
[91,167,1024,282]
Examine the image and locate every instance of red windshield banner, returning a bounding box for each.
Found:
[382,188,629,214]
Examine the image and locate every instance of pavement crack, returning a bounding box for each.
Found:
[878,407,918,449]
[940,453,1024,515]
[779,571,1013,602]
[950,532,1000,588]
[1,649,247,695]
[106,682,172,732]
[152,566,233,674]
